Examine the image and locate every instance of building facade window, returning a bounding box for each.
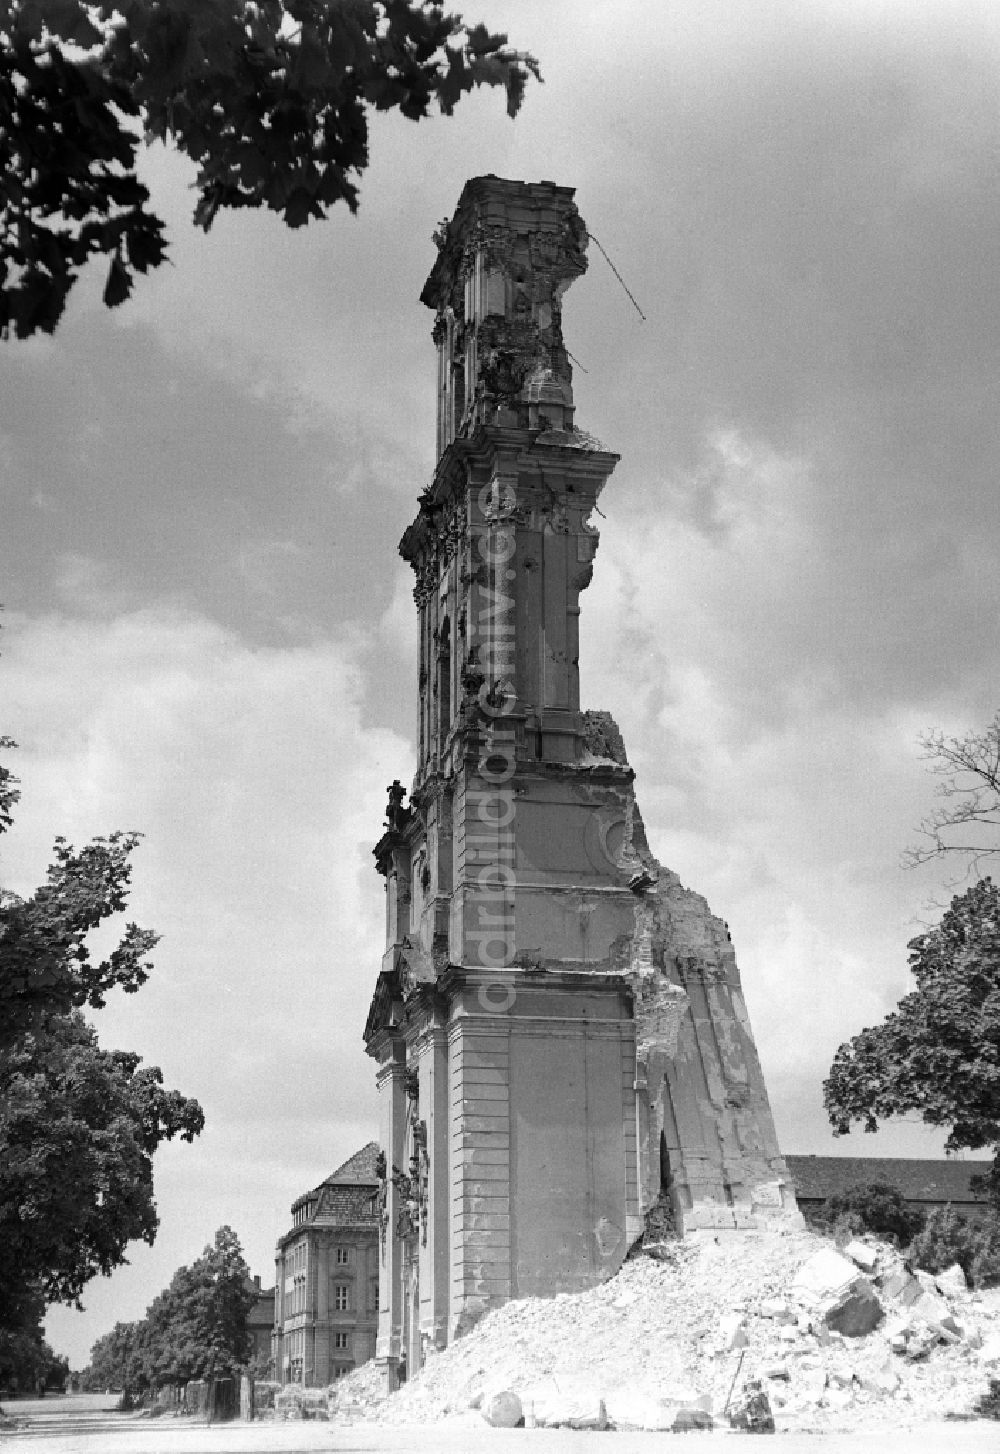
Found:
[334,1332,350,1351]
[333,1365,352,1380]
[370,1278,379,1312]
[334,1283,350,1311]
[335,1246,350,1264]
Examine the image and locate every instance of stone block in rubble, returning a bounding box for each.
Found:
[523,1375,608,1430]
[482,1390,522,1428]
[861,1368,899,1395]
[791,1248,862,1306]
[880,1265,921,1304]
[728,1380,775,1434]
[760,1296,794,1323]
[910,1289,951,1327]
[798,1368,828,1404]
[935,1262,968,1298]
[791,1247,883,1336]
[718,1311,749,1349]
[672,1407,714,1432]
[843,1240,879,1273]
[823,1279,883,1337]
[603,1385,679,1430]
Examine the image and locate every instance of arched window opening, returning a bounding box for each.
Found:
[437,616,452,752]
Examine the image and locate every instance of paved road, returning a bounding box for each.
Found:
[2,1399,998,1453]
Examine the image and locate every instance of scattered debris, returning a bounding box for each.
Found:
[311,1226,1000,1434]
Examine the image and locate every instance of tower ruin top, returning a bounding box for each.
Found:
[421,176,590,458]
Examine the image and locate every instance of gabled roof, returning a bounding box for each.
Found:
[326,1140,381,1186]
[786,1155,991,1204]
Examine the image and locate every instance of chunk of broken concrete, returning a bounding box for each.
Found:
[525,1375,607,1430]
[935,1262,968,1298]
[760,1296,794,1323]
[843,1239,879,1273]
[791,1248,883,1336]
[603,1386,678,1431]
[978,1333,1000,1364]
[482,1390,522,1428]
[792,1248,860,1304]
[823,1279,883,1337]
[860,1362,900,1396]
[672,1407,714,1432]
[718,1312,749,1350]
[910,1289,952,1327]
[879,1265,922,1304]
[727,1380,775,1433]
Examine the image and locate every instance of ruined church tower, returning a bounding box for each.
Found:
[365,176,799,1384]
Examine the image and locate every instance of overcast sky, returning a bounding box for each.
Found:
[2,0,998,1368]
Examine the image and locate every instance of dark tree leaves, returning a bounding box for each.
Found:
[0,1010,204,1314]
[0,735,19,835]
[80,1320,144,1393]
[83,1227,255,1391]
[1,831,160,1048]
[0,750,204,1332]
[1,0,540,338]
[824,878,1000,1199]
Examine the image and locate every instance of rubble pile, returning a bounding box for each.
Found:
[316,1227,1000,1432]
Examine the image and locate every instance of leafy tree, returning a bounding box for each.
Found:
[907,1204,978,1281]
[824,878,1000,1204]
[80,1321,146,1394]
[0,735,18,833]
[0,1311,68,1397]
[0,829,159,1050]
[87,1228,255,1391]
[971,1214,1000,1289]
[0,1012,204,1316]
[812,1180,925,1246]
[141,1226,255,1385]
[0,738,204,1366]
[904,710,1000,875]
[1,0,540,338]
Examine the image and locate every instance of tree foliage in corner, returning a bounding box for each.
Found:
[1,0,540,338]
[824,877,1000,1204]
[0,738,204,1371]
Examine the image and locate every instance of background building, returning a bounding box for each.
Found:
[787,1155,992,1227]
[272,1143,380,1386]
[245,1275,275,1373]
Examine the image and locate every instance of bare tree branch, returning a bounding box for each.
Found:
[903,711,1000,878]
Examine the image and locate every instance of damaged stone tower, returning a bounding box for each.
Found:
[365,176,799,1383]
